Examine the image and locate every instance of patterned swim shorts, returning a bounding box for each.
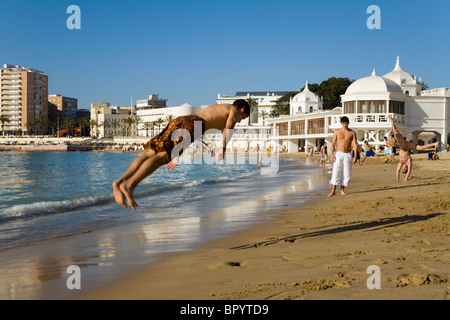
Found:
[143,115,206,163]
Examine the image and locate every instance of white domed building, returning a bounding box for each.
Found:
[290,81,323,115]
[333,57,449,149]
[267,57,449,153]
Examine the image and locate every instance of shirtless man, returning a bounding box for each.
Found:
[328,116,358,196]
[388,115,440,182]
[113,100,250,209]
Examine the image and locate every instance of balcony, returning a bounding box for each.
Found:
[329,113,404,129]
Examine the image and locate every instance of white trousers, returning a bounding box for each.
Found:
[330,151,353,186]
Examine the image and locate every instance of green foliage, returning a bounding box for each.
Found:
[271,77,354,116]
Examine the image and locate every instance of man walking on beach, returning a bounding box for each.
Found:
[388,115,440,182]
[328,116,358,196]
[113,100,250,209]
[320,142,328,167]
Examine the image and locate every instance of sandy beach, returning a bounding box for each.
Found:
[80,151,450,300]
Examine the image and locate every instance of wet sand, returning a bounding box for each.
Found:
[81,152,450,300]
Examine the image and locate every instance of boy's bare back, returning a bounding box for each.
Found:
[197,104,238,131]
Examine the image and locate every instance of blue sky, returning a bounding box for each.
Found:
[1,0,449,109]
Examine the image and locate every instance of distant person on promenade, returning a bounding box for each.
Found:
[388,115,440,182]
[113,100,250,209]
[320,142,328,167]
[328,116,358,196]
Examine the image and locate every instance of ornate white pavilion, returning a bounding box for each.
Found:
[267,57,449,153]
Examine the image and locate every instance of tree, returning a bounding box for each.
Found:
[110,119,120,137]
[37,114,48,136]
[62,119,76,137]
[309,77,353,109]
[89,119,98,138]
[133,115,142,137]
[155,118,164,135]
[259,111,269,126]
[27,120,37,136]
[245,97,258,125]
[0,115,10,136]
[100,120,111,138]
[270,92,296,117]
[77,117,90,137]
[122,117,135,137]
[273,77,354,116]
[419,81,429,91]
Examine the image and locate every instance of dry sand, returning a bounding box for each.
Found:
[81,151,450,300]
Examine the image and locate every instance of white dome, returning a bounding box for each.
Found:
[345,69,403,94]
[383,56,416,85]
[292,81,321,102]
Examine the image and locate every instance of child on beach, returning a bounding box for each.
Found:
[113,100,250,209]
[388,115,440,182]
[328,116,358,196]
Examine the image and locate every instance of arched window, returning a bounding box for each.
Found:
[298,107,302,113]
[309,106,314,113]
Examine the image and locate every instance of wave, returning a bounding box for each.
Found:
[0,172,252,222]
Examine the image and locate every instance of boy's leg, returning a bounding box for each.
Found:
[113,150,157,207]
[415,141,439,152]
[119,151,170,210]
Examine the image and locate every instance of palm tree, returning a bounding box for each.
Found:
[164,114,174,125]
[0,115,10,136]
[99,120,111,138]
[37,114,48,136]
[27,120,37,136]
[48,120,57,137]
[155,118,164,135]
[246,97,258,125]
[110,119,120,137]
[89,119,98,138]
[62,118,76,137]
[77,117,90,137]
[133,115,142,137]
[122,117,135,137]
[259,111,269,126]
[142,122,152,137]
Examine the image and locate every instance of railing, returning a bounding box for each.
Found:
[330,113,404,127]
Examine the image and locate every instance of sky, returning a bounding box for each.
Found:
[1,0,449,110]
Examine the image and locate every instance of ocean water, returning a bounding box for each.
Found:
[0,150,329,299]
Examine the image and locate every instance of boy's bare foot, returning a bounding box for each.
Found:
[328,191,335,197]
[120,182,138,210]
[341,190,347,195]
[113,181,127,207]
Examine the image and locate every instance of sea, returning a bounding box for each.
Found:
[0,150,330,299]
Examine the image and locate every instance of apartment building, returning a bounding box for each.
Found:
[0,64,48,135]
[48,94,78,121]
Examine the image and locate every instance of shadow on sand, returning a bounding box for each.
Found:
[231,212,445,250]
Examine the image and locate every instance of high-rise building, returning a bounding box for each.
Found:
[48,94,78,121]
[0,64,48,135]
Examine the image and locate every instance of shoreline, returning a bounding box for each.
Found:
[80,152,449,300]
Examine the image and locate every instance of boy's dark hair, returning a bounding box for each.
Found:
[233,99,251,115]
[340,116,350,123]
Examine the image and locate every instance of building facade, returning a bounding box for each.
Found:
[90,102,136,138]
[0,64,48,135]
[268,57,449,153]
[217,91,292,126]
[48,94,78,121]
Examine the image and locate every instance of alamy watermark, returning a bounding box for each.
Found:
[67,5,81,30]
[366,5,381,30]
[66,265,81,290]
[366,265,381,289]
[169,122,280,175]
